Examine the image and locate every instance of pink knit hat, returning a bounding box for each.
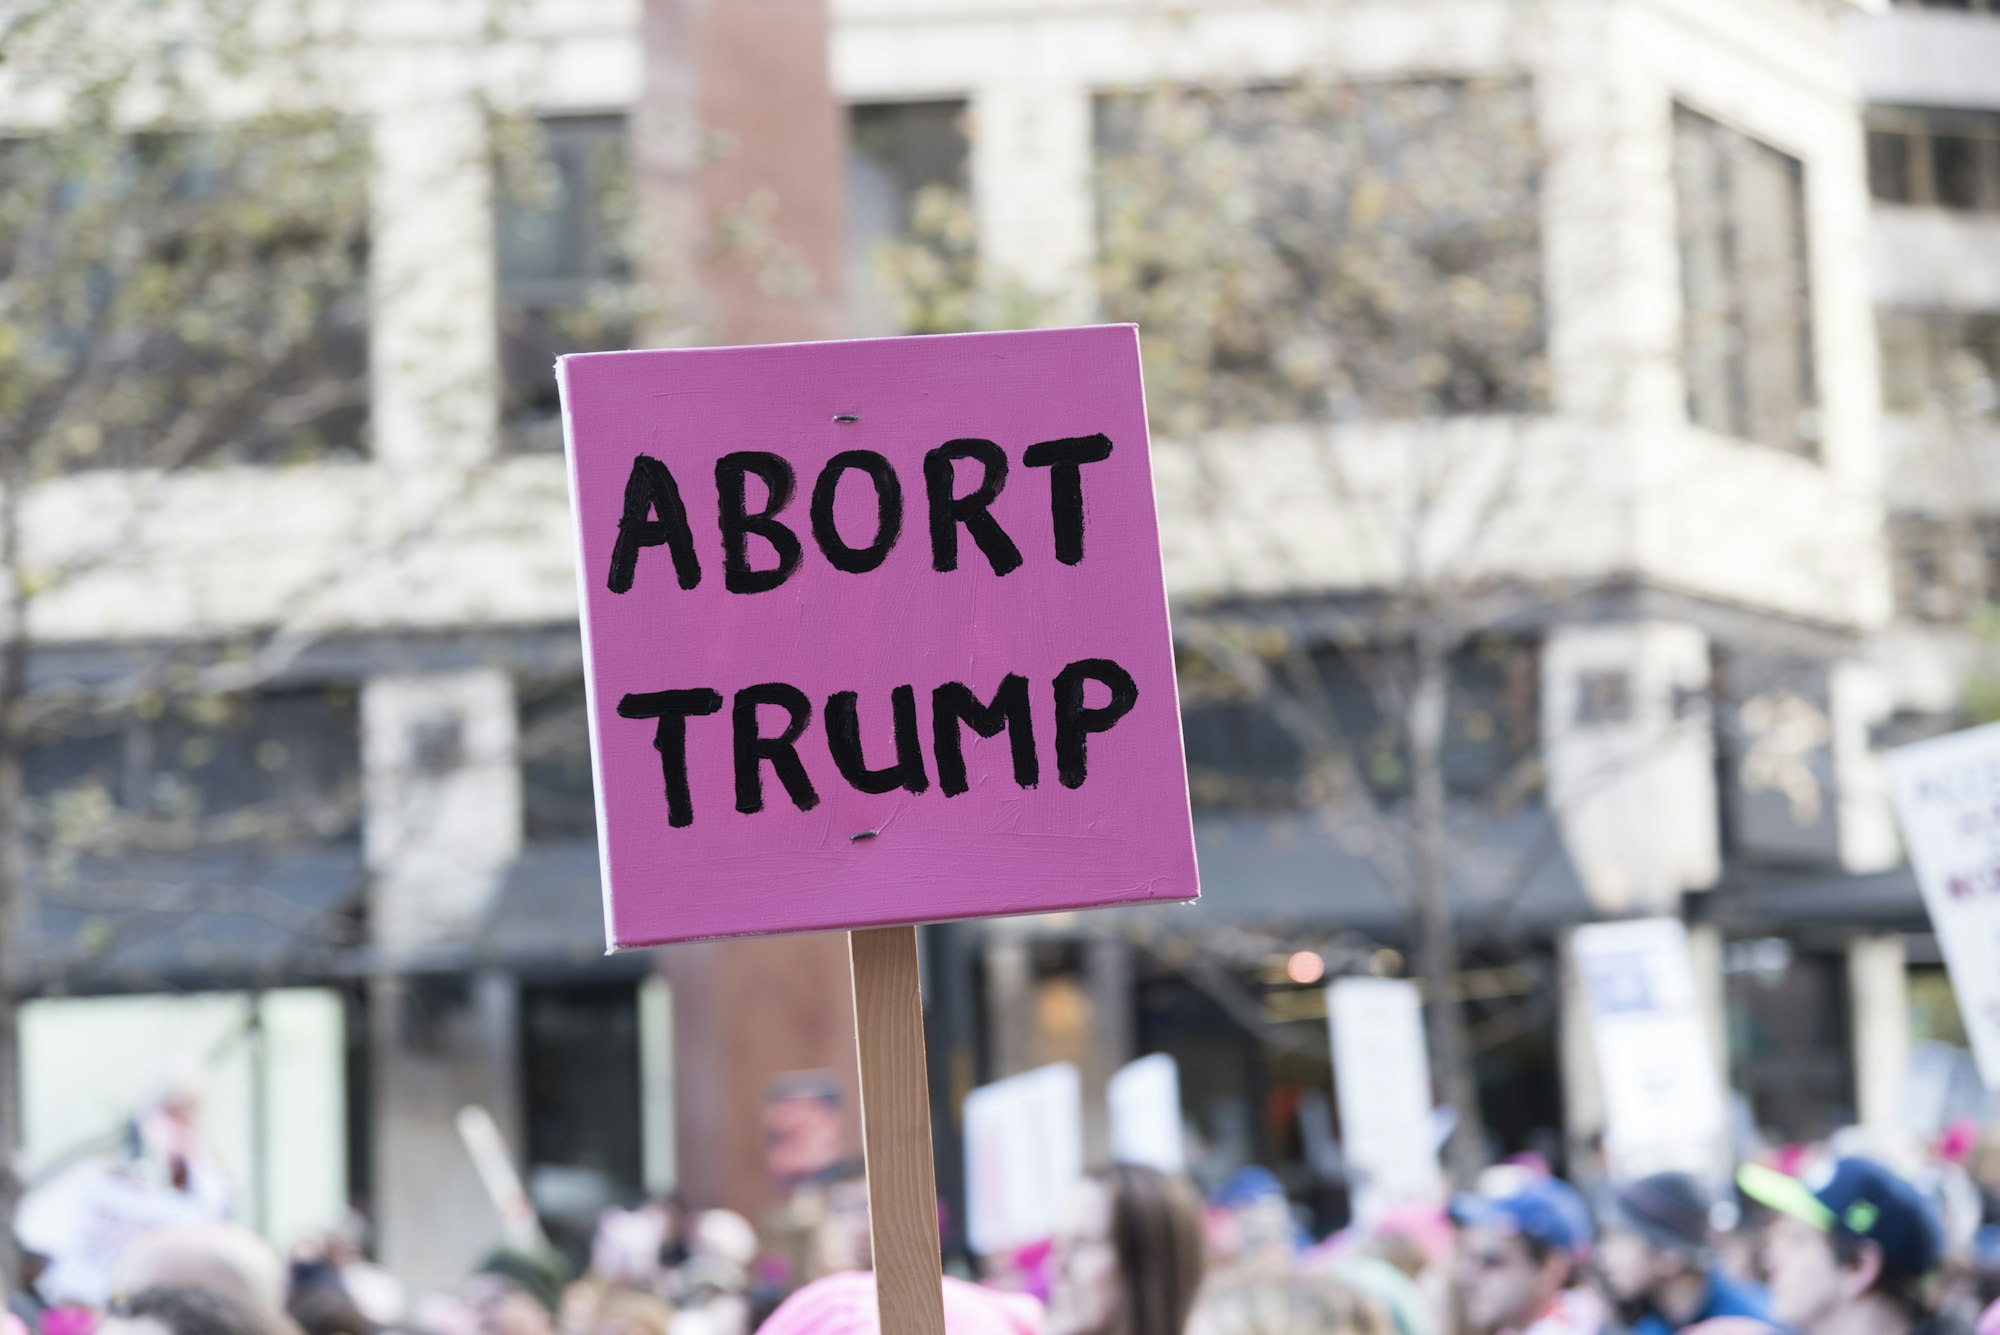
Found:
[758,1272,1043,1335]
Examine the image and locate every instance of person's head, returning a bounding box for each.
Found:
[1739,1159,1943,1335]
[115,1225,294,1335]
[1186,1275,1393,1335]
[1597,1173,1713,1306]
[286,1284,375,1335]
[575,1287,671,1335]
[813,1166,873,1277]
[1451,1178,1594,1335]
[103,1286,277,1335]
[755,1272,1042,1335]
[464,1250,569,1335]
[1048,1166,1204,1335]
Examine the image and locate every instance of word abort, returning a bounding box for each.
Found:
[606,433,1114,595]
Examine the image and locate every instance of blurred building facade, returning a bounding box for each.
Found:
[9,0,2000,1294]
[1850,0,2000,1141]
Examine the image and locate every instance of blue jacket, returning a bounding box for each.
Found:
[1629,1268,1772,1335]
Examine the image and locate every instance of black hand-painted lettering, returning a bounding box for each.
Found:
[618,688,724,827]
[931,674,1037,797]
[825,685,929,794]
[810,450,904,574]
[924,439,1022,576]
[1022,433,1113,566]
[1052,658,1139,789]
[716,452,803,594]
[608,455,702,593]
[733,682,820,814]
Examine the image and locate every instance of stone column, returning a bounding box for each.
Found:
[363,669,524,1293]
[1848,933,1910,1136]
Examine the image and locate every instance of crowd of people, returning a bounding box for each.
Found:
[8,1131,2000,1335]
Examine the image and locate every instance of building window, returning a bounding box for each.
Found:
[1725,943,1855,1142]
[1574,670,1634,728]
[1866,107,2000,211]
[27,685,363,849]
[1888,513,2000,622]
[1675,105,1817,457]
[1094,78,1548,434]
[848,101,972,337]
[495,115,635,452]
[2,127,370,470]
[522,982,643,1257]
[1879,311,2000,416]
[518,676,595,841]
[1176,636,1539,811]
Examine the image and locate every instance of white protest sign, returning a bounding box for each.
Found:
[1108,1053,1185,1173]
[1886,723,2000,1087]
[16,1160,217,1307]
[1572,918,1727,1180]
[1327,978,1440,1221]
[963,1063,1082,1256]
[457,1105,547,1250]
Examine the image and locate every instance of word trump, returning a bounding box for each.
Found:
[605,433,1115,594]
[602,430,1142,831]
[619,662,1139,828]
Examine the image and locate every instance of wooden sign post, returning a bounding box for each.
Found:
[850,926,946,1335]
[559,325,1199,1335]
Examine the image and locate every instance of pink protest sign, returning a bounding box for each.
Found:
[560,324,1198,948]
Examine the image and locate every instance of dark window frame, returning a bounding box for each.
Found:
[1891,0,2000,13]
[494,112,635,453]
[1674,103,1819,458]
[1866,106,2000,211]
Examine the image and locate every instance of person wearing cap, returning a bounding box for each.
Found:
[1738,1158,1945,1335]
[1451,1178,1606,1335]
[464,1250,571,1335]
[1597,1173,1772,1335]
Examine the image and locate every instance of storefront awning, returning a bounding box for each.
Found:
[1180,803,1596,942]
[22,846,366,993]
[1699,864,1928,934]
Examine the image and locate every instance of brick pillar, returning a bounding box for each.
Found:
[636,0,856,1220]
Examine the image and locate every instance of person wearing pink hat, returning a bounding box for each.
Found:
[756,1272,1043,1335]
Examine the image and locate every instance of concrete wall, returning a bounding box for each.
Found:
[1542,621,1719,912]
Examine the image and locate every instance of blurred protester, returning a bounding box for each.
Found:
[756,1272,1040,1335]
[102,1287,273,1335]
[317,1214,404,1329]
[1047,1166,1204,1335]
[134,1077,233,1222]
[1597,1173,1770,1335]
[1206,1170,1297,1276]
[590,1208,672,1292]
[115,1224,296,1335]
[1187,1274,1394,1335]
[670,1212,760,1335]
[1738,1159,1945,1335]
[1327,1255,1433,1335]
[465,1250,571,1335]
[567,1285,672,1335]
[763,1165,871,1293]
[1452,1177,1603,1335]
